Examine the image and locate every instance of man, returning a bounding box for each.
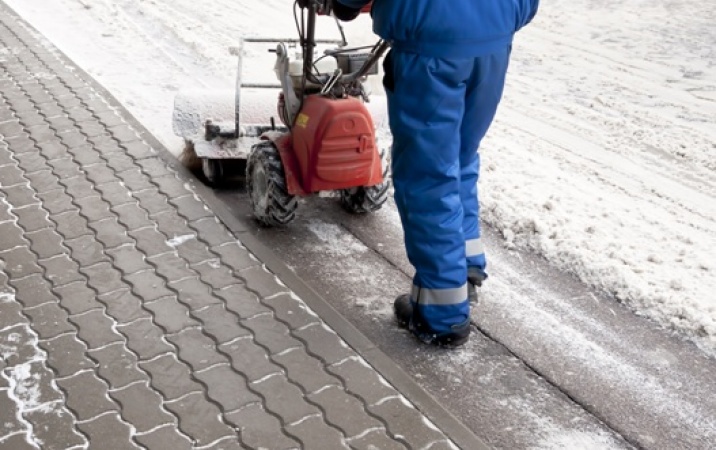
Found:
[332,0,539,347]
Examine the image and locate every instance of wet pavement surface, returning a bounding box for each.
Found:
[0,6,486,449]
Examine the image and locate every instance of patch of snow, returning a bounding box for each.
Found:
[166,234,195,248]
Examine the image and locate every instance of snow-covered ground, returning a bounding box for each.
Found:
[5,0,715,357]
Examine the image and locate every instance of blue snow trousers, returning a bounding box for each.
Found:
[385,47,511,335]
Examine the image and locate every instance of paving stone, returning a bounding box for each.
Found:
[133,187,172,217]
[112,202,152,231]
[106,244,150,275]
[110,381,174,433]
[116,168,153,192]
[82,262,124,295]
[64,235,109,268]
[2,184,37,208]
[74,195,112,223]
[139,354,201,401]
[23,302,74,340]
[24,405,87,450]
[168,277,221,311]
[126,271,174,304]
[220,338,280,384]
[175,238,216,266]
[55,370,116,421]
[13,204,49,233]
[166,327,226,371]
[285,415,350,450]
[38,333,95,378]
[293,323,355,366]
[129,226,174,258]
[5,136,36,156]
[144,296,198,334]
[347,429,406,450]
[89,134,123,155]
[54,281,101,316]
[40,254,85,286]
[262,294,320,331]
[92,217,133,248]
[0,164,27,188]
[190,217,234,248]
[308,384,383,438]
[134,157,170,180]
[94,181,133,207]
[59,130,89,150]
[194,364,259,412]
[24,228,65,260]
[70,309,123,351]
[192,260,239,290]
[36,189,74,216]
[0,390,24,438]
[83,163,118,186]
[121,140,155,160]
[15,111,45,129]
[243,314,303,356]
[68,144,103,166]
[0,221,26,252]
[163,392,235,447]
[200,436,244,450]
[216,284,272,320]
[0,326,40,368]
[13,151,47,174]
[170,194,213,223]
[107,124,140,145]
[36,141,67,161]
[93,110,125,129]
[192,304,250,344]
[329,357,399,407]
[134,424,192,450]
[7,360,64,407]
[98,289,151,324]
[153,210,192,239]
[76,412,141,450]
[62,176,96,201]
[76,119,106,139]
[370,397,446,449]
[88,342,148,390]
[0,120,24,138]
[10,274,57,309]
[147,252,194,282]
[47,157,82,179]
[238,266,288,299]
[27,124,58,144]
[45,115,75,133]
[1,246,43,279]
[0,301,26,331]
[53,210,92,240]
[102,152,138,174]
[225,403,300,449]
[118,318,173,360]
[0,432,38,450]
[251,373,320,425]
[272,348,338,395]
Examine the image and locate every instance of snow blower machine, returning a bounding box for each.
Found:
[171,0,390,226]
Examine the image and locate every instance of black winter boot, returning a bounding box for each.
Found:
[393,295,471,348]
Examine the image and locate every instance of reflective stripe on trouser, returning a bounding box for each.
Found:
[386,48,510,333]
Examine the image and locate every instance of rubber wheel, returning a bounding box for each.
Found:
[339,146,390,214]
[202,158,225,186]
[246,141,298,226]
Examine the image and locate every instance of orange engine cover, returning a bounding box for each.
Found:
[291,96,383,194]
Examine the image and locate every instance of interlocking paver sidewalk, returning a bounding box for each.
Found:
[0,4,486,449]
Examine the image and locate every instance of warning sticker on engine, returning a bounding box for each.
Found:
[296,113,310,128]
